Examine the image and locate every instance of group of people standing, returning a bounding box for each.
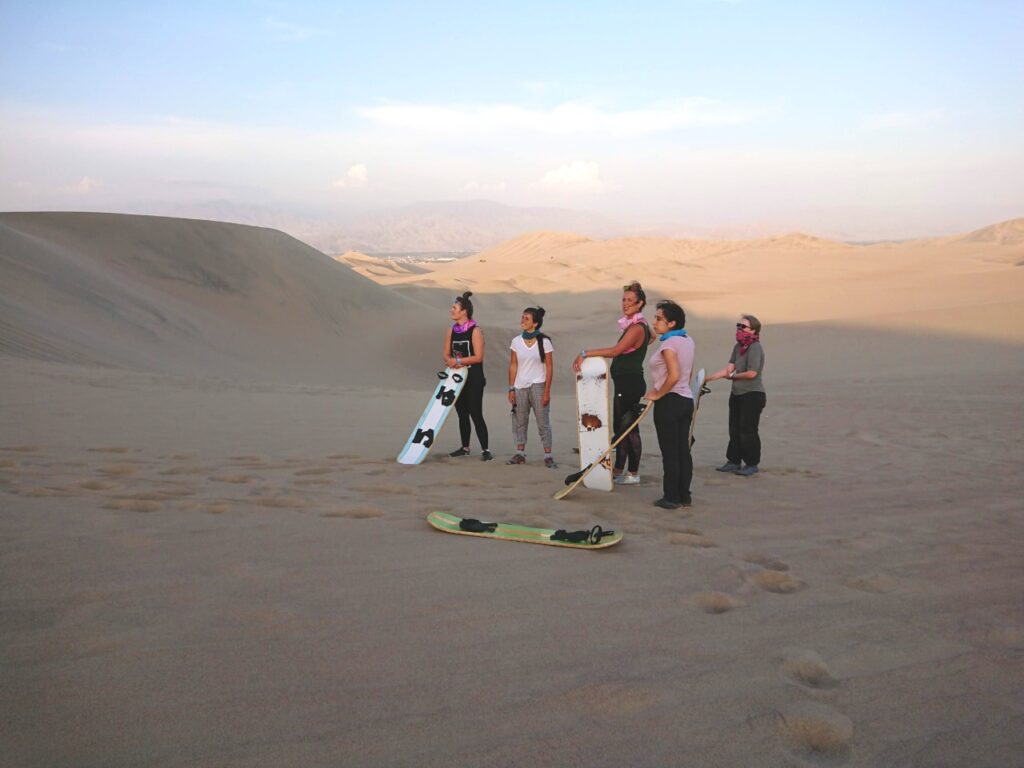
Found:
[442,284,766,509]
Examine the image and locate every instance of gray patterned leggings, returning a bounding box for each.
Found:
[512,383,553,452]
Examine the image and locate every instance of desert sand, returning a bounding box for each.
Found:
[2,212,1023,766]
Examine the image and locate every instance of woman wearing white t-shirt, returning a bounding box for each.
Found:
[507,307,556,467]
[644,300,695,509]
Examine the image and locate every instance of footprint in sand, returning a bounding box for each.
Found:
[209,474,254,484]
[97,463,139,477]
[670,531,718,548]
[87,446,132,454]
[777,648,839,691]
[104,498,162,513]
[742,552,790,571]
[692,592,744,614]
[751,570,804,594]
[0,457,19,470]
[294,466,335,476]
[776,701,854,763]
[349,483,414,496]
[321,505,386,519]
[0,445,44,453]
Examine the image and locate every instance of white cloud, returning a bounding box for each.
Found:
[265,17,328,42]
[357,98,758,138]
[60,176,99,194]
[332,164,368,189]
[531,161,605,193]
[463,180,507,195]
[861,109,945,131]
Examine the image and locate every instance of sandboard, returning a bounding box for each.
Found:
[397,367,468,464]
[689,367,708,448]
[576,357,613,491]
[554,399,653,500]
[427,511,623,550]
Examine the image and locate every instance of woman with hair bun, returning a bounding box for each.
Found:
[572,281,653,485]
[507,306,556,467]
[445,291,492,461]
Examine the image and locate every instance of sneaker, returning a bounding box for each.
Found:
[480,450,494,462]
[734,464,759,476]
[506,454,526,465]
[544,456,558,469]
[716,462,741,472]
[614,473,640,485]
[653,497,681,510]
[449,447,471,457]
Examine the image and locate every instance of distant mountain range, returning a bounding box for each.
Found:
[134,199,623,255]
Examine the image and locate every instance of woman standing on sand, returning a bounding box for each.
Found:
[507,306,556,468]
[445,291,492,461]
[706,314,766,476]
[572,281,652,485]
[644,300,696,509]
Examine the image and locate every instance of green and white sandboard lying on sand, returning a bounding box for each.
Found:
[427,511,623,550]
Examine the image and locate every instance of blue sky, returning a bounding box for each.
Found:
[1,1,1022,237]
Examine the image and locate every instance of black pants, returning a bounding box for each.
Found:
[653,393,694,503]
[613,374,645,473]
[455,375,489,450]
[726,391,766,466]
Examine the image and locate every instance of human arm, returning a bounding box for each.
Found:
[644,348,679,401]
[508,349,518,404]
[572,324,645,372]
[542,349,553,406]
[443,327,455,368]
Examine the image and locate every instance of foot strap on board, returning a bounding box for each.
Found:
[459,518,498,533]
[551,525,615,545]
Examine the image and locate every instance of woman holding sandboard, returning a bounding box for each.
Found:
[445,292,492,461]
[572,281,652,486]
[644,300,696,509]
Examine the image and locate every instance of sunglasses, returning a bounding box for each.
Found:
[736,323,751,330]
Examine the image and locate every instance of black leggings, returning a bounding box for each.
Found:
[455,375,489,450]
[654,393,694,503]
[613,374,645,473]
[726,391,766,466]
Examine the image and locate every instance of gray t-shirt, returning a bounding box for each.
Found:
[729,341,765,395]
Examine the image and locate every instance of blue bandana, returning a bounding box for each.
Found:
[522,330,540,339]
[659,329,688,341]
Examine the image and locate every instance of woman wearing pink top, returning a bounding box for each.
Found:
[644,300,695,509]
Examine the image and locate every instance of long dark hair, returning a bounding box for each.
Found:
[523,306,551,362]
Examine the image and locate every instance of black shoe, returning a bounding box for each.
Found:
[480,450,494,462]
[449,447,471,457]
[653,497,681,510]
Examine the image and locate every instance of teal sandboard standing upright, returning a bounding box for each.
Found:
[427,511,623,550]
[397,367,469,464]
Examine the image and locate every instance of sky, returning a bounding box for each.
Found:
[1,0,1022,238]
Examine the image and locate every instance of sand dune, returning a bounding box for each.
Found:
[0,212,439,384]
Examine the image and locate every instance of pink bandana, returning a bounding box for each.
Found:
[617,312,646,331]
[736,329,760,356]
[452,319,477,334]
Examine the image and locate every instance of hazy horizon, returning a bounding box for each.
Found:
[2,1,1022,240]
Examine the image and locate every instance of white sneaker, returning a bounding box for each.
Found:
[614,473,640,485]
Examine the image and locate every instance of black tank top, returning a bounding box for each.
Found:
[451,325,484,384]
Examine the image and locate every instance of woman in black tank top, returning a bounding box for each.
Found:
[444,291,491,461]
[571,281,652,483]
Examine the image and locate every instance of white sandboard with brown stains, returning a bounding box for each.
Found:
[576,356,613,491]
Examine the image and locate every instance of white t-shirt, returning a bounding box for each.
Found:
[510,335,553,388]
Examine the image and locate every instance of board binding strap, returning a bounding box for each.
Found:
[427,511,623,550]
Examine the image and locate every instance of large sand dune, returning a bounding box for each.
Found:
[2,212,1022,767]
[0,212,439,384]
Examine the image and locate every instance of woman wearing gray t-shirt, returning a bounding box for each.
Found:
[706,314,766,476]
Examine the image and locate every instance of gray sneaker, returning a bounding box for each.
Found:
[716,462,741,473]
[734,464,759,476]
